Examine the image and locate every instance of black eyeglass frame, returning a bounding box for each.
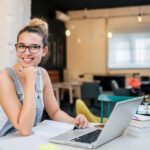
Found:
[15,43,43,54]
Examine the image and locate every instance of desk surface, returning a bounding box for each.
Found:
[0,120,150,150]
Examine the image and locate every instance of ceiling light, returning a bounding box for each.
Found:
[137,14,142,22]
[137,7,142,23]
[107,32,112,38]
[77,38,82,43]
[65,29,71,37]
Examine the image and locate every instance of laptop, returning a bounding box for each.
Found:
[50,97,143,149]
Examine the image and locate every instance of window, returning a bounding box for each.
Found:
[108,22,150,69]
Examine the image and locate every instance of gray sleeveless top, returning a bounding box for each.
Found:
[0,67,44,137]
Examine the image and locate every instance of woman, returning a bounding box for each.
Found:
[0,18,88,137]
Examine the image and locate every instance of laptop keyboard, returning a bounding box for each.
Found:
[72,129,101,144]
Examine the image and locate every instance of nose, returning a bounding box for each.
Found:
[24,47,31,54]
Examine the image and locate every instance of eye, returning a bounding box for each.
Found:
[30,44,40,50]
[17,44,26,49]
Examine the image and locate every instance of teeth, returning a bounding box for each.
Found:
[23,58,32,62]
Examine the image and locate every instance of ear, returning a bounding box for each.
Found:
[42,46,48,57]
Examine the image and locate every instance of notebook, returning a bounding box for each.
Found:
[50,96,143,149]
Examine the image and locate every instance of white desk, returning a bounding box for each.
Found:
[0,120,150,150]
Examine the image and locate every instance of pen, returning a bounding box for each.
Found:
[73,125,79,130]
[133,115,140,121]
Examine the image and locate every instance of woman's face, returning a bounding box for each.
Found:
[16,32,48,68]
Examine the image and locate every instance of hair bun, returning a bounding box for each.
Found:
[30,18,49,36]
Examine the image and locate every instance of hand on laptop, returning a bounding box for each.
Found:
[74,114,89,128]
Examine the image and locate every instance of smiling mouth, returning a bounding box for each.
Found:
[22,58,34,63]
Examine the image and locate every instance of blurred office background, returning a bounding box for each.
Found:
[0,0,150,117]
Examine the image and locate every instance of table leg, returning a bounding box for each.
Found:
[69,87,73,104]
[100,101,104,123]
[107,102,111,118]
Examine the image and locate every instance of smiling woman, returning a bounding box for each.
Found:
[0,18,88,137]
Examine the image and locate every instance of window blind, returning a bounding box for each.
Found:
[108,18,150,69]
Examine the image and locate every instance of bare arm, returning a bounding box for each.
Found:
[42,69,75,123]
[42,69,88,127]
[0,67,37,136]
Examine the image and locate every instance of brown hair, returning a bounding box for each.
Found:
[17,18,50,64]
[17,18,49,47]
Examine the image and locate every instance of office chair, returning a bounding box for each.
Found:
[111,80,131,96]
[80,81,102,108]
[75,99,107,123]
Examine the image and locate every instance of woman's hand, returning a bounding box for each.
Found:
[16,65,38,135]
[20,66,37,83]
[74,114,89,128]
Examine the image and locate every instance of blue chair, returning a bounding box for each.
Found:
[98,94,135,123]
[80,81,102,108]
[111,80,131,96]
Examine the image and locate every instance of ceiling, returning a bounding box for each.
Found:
[32,0,150,18]
[49,0,150,11]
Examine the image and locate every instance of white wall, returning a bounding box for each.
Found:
[65,5,150,81]
[0,0,31,70]
[66,19,106,81]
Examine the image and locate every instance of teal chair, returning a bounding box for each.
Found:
[98,94,135,123]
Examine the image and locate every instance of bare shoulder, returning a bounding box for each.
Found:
[0,68,7,76]
[0,68,14,88]
[0,69,11,83]
[0,69,14,103]
[40,67,49,78]
[39,67,51,86]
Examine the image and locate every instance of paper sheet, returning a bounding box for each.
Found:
[33,120,74,140]
[38,143,60,150]
[133,114,150,121]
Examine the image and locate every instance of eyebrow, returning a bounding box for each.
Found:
[17,43,41,46]
[17,42,25,44]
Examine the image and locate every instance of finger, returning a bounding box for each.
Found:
[75,116,82,124]
[19,65,24,72]
[75,114,89,128]
[80,117,89,128]
[83,120,89,128]
[78,118,86,128]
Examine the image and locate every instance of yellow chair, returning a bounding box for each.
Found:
[75,99,107,123]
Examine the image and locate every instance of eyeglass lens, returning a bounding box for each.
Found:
[15,44,41,53]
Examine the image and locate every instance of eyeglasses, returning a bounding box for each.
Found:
[15,43,42,54]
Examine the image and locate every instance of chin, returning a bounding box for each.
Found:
[21,63,33,68]
[19,60,38,68]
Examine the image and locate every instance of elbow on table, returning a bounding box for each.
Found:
[18,128,32,136]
